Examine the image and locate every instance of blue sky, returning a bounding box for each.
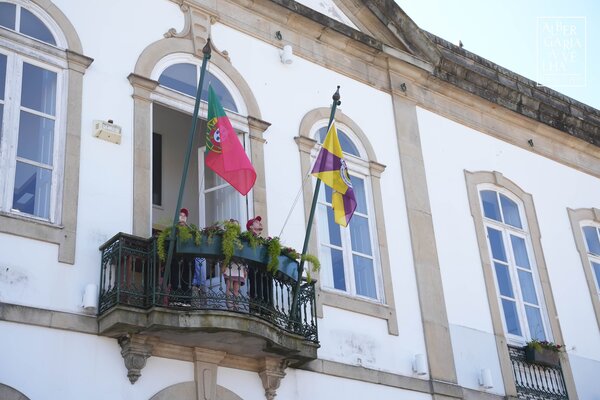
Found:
[395,0,599,110]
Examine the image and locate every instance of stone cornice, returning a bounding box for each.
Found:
[426,32,600,147]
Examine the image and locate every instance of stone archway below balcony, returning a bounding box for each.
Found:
[149,381,242,400]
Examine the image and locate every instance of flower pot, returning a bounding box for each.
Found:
[234,241,268,264]
[176,234,223,257]
[276,255,299,281]
[525,346,560,368]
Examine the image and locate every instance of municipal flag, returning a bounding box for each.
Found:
[311,122,357,226]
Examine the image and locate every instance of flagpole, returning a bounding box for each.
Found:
[161,39,212,294]
[290,86,341,320]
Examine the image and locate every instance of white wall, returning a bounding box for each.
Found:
[0,322,193,400]
[284,369,432,400]
[417,106,600,395]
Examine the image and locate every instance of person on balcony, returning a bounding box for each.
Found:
[223,220,247,310]
[165,208,193,307]
[246,216,272,315]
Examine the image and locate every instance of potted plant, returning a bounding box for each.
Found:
[524,339,562,368]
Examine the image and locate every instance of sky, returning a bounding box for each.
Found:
[394,0,599,110]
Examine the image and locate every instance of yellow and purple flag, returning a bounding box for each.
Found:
[311,122,357,226]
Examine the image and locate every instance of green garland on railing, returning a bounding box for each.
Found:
[222,219,242,267]
[155,220,320,281]
[301,253,321,283]
[266,237,282,273]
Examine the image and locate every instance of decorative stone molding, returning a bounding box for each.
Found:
[258,358,289,400]
[166,1,230,61]
[118,334,153,384]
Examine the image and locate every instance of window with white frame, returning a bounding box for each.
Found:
[315,125,382,301]
[479,188,548,342]
[0,1,65,222]
[582,224,600,295]
[152,57,251,226]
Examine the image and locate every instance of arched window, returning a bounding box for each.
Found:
[479,188,548,341]
[0,1,56,45]
[0,1,65,221]
[296,109,397,335]
[158,63,238,113]
[314,124,381,300]
[0,0,91,263]
[151,56,251,230]
[568,208,600,330]
[582,224,600,293]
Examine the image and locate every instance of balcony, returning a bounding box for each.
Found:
[509,345,568,400]
[97,232,319,380]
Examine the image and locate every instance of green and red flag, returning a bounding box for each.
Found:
[311,121,357,226]
[205,85,256,195]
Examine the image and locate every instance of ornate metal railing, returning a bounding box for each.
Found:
[99,232,318,343]
[509,345,568,400]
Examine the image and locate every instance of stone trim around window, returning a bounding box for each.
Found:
[465,170,577,398]
[0,0,92,264]
[130,6,266,237]
[567,208,600,332]
[296,108,398,336]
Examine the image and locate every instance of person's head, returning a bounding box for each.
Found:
[179,208,189,224]
[246,216,263,236]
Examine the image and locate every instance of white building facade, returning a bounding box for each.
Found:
[0,1,599,399]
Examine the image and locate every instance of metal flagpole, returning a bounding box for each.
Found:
[161,39,212,293]
[290,86,341,320]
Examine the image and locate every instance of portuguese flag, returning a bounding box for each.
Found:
[205,85,256,195]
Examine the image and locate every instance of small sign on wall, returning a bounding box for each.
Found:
[93,120,122,144]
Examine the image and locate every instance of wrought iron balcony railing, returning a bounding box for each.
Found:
[509,345,568,400]
[98,232,318,343]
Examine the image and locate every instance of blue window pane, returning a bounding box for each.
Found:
[159,63,196,97]
[317,127,359,156]
[494,262,514,298]
[21,63,56,115]
[324,184,332,203]
[518,270,538,305]
[350,215,372,255]
[20,8,56,45]
[338,129,359,156]
[326,205,341,247]
[0,3,16,30]
[487,227,507,261]
[330,248,345,291]
[0,52,6,99]
[525,306,546,341]
[480,190,501,221]
[583,226,600,256]
[13,161,51,219]
[17,111,54,165]
[159,66,238,113]
[510,235,530,269]
[501,298,522,336]
[592,261,600,290]
[350,176,367,214]
[353,255,376,298]
[203,72,237,113]
[500,194,522,228]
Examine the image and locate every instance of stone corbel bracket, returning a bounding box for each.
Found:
[118,334,153,384]
[259,358,290,400]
